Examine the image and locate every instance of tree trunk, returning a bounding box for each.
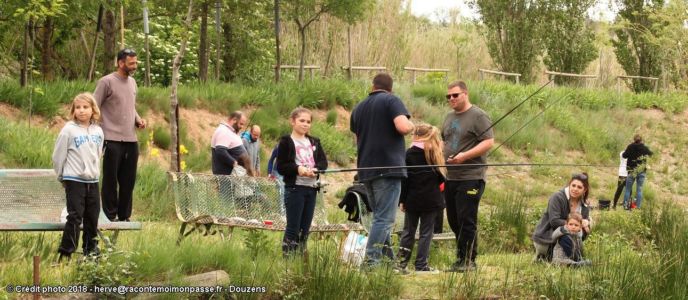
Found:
[298,26,306,82]
[273,0,281,83]
[20,20,30,87]
[323,30,333,77]
[198,1,209,82]
[119,3,125,49]
[102,6,116,75]
[170,0,195,172]
[88,4,104,81]
[143,0,151,86]
[214,0,221,80]
[221,23,235,81]
[40,17,54,81]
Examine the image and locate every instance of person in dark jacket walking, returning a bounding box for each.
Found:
[276,107,328,256]
[622,134,653,209]
[397,123,446,273]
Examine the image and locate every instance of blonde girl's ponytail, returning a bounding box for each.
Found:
[414,123,446,177]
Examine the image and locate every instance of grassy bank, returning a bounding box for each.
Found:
[1,199,686,299]
[0,79,686,298]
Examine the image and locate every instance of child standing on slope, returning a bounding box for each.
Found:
[397,123,446,273]
[276,107,328,256]
[52,93,104,261]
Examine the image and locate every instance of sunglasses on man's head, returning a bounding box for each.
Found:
[122,48,136,55]
[445,92,465,100]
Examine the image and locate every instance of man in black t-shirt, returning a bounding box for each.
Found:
[350,73,415,267]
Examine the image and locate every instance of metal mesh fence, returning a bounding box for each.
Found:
[170,172,363,232]
[0,169,65,224]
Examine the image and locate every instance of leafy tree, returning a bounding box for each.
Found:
[470,0,545,83]
[541,0,598,85]
[11,0,69,82]
[282,0,369,81]
[612,0,665,92]
[643,1,688,90]
[220,0,274,83]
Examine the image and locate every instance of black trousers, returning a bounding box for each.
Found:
[101,141,139,221]
[612,176,626,208]
[444,180,485,263]
[398,210,438,270]
[59,181,100,255]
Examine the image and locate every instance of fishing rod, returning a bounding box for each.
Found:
[452,79,553,155]
[488,91,573,156]
[316,162,616,174]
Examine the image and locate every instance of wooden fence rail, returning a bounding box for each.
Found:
[478,68,521,84]
[341,66,387,80]
[617,75,659,93]
[274,65,320,80]
[403,67,450,84]
[545,70,598,87]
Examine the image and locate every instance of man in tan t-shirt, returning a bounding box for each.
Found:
[94,48,146,222]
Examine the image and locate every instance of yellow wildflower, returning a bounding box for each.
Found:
[179,144,189,155]
[180,161,187,171]
[151,148,160,157]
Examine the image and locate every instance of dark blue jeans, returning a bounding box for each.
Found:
[283,185,317,254]
[364,177,402,266]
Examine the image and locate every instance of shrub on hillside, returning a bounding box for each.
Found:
[153,126,171,150]
[326,109,338,125]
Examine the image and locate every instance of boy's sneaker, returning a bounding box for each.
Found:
[448,260,477,273]
[415,266,440,274]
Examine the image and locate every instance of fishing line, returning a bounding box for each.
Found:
[453,79,553,155]
[489,91,573,156]
[317,162,615,174]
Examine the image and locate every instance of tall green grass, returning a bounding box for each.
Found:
[0,79,369,119]
[133,163,173,221]
[1,199,687,299]
[0,117,54,168]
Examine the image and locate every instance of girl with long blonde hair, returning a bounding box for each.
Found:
[396,123,446,273]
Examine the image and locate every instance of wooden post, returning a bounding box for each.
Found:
[653,79,658,93]
[617,77,621,98]
[347,26,352,81]
[170,0,194,172]
[33,256,40,300]
[411,70,416,84]
[309,68,314,80]
[515,75,519,84]
[444,71,448,83]
[479,69,484,81]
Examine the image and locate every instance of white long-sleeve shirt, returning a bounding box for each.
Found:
[618,151,628,177]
